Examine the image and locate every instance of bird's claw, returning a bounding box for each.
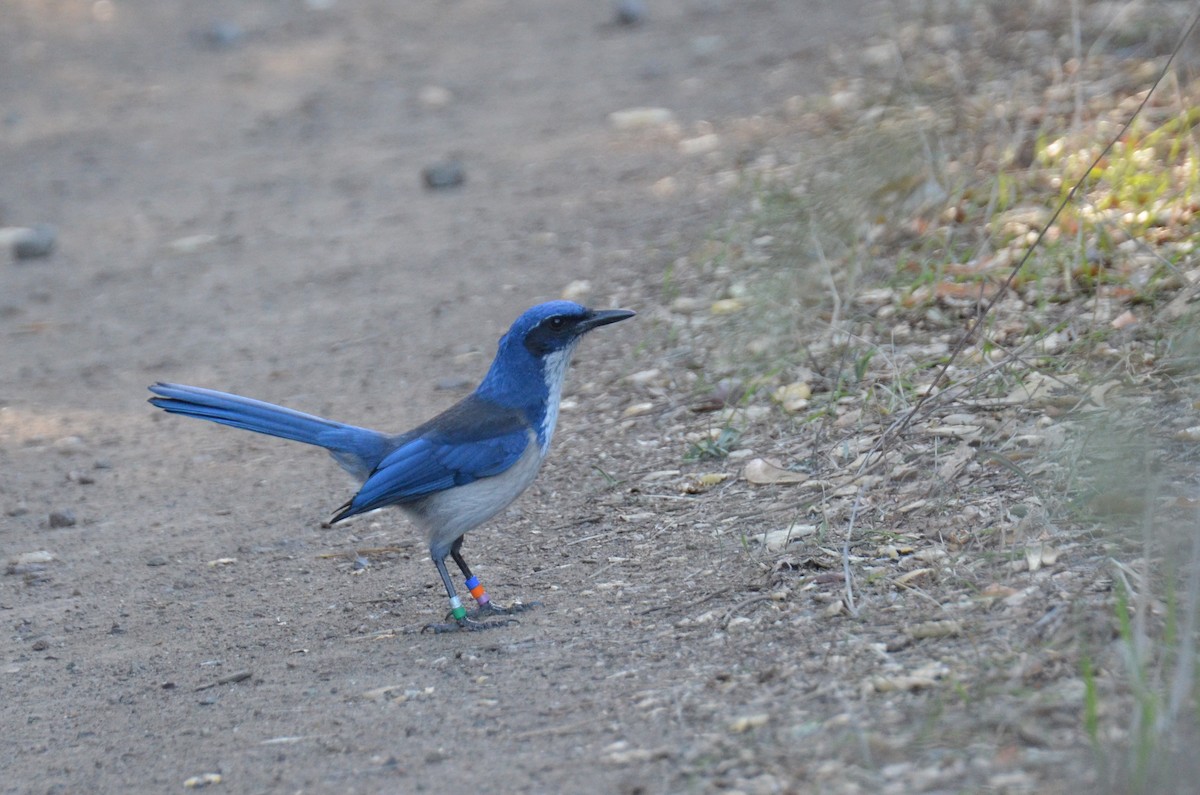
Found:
[421,601,540,632]
[422,616,518,634]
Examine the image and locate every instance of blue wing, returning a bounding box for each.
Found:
[331,394,532,521]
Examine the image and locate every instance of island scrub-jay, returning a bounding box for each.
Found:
[149,301,635,631]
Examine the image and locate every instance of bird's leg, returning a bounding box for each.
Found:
[421,553,515,633]
[451,538,538,618]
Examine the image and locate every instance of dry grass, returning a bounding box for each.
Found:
[612,1,1200,790]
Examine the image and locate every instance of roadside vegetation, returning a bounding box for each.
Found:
[622,1,1200,789]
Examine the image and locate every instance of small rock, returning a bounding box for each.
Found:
[11,551,55,566]
[0,224,57,259]
[751,523,817,552]
[679,133,720,156]
[1104,309,1132,329]
[6,550,55,577]
[48,510,76,528]
[830,88,861,111]
[907,619,963,639]
[31,639,48,651]
[167,233,219,254]
[199,21,244,50]
[624,368,661,386]
[729,713,769,733]
[669,296,706,314]
[1174,426,1200,442]
[690,35,724,59]
[709,298,744,314]
[146,556,170,567]
[650,176,677,198]
[614,0,647,25]
[417,85,454,108]
[422,161,465,190]
[434,375,473,391]
[67,470,95,485]
[561,280,591,302]
[622,402,654,418]
[772,382,812,413]
[607,106,675,131]
[742,458,808,485]
[680,472,729,493]
[183,773,223,788]
[53,435,88,454]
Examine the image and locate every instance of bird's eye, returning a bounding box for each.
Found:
[548,316,566,331]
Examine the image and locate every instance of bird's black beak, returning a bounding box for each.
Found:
[578,308,636,333]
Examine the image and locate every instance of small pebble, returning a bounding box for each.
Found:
[183,773,223,788]
[53,435,88,454]
[48,510,77,528]
[608,106,675,131]
[434,375,473,391]
[167,234,219,254]
[14,224,56,258]
[691,35,724,59]
[32,639,48,651]
[561,280,591,303]
[199,21,244,50]
[0,225,57,259]
[146,556,170,567]
[422,161,465,190]
[615,0,647,25]
[679,133,720,156]
[418,85,454,108]
[12,551,56,566]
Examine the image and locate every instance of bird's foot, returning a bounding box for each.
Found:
[422,616,518,634]
[466,600,541,619]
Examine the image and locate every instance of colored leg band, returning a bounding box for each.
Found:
[449,596,467,621]
[465,576,489,605]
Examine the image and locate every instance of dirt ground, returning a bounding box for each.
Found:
[0,1,921,793]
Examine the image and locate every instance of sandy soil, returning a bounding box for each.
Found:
[1,2,891,792]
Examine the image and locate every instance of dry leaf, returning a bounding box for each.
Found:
[980,583,1019,599]
[896,567,933,585]
[772,382,812,413]
[927,424,983,441]
[622,402,654,417]
[1175,426,1200,442]
[752,523,818,552]
[1110,309,1138,329]
[729,714,770,733]
[681,473,729,493]
[710,298,745,314]
[907,619,963,639]
[743,457,808,485]
[935,442,976,482]
[1024,543,1058,572]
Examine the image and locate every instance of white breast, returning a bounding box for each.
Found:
[403,431,545,557]
[538,343,577,453]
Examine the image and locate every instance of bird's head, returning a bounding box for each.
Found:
[508,300,636,358]
[477,301,635,440]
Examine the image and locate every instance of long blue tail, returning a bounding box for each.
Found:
[148,382,390,480]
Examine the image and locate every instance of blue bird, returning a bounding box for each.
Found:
[148,301,635,631]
